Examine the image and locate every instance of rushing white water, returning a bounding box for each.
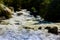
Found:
[0,9,60,40]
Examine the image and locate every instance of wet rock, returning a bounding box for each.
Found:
[15,23,20,25]
[52,27,58,35]
[23,27,34,30]
[0,16,6,20]
[45,26,58,35]
[38,27,42,29]
[8,6,14,12]
[0,4,13,19]
[45,26,51,29]
[17,13,23,16]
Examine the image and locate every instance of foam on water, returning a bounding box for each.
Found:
[0,29,60,40]
[0,9,60,40]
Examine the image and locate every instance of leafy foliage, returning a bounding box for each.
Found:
[0,0,60,21]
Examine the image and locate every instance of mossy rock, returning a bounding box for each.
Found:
[0,4,13,19]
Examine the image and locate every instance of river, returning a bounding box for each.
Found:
[0,9,60,40]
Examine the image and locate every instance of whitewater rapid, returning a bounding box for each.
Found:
[0,9,60,40]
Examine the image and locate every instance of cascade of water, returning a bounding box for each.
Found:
[0,9,60,40]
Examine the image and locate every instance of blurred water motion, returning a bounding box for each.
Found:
[0,9,60,40]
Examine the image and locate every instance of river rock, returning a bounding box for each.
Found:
[45,26,58,35]
[0,4,13,19]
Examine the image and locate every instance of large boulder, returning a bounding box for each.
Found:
[0,4,13,19]
[45,26,58,35]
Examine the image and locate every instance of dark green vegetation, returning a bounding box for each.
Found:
[0,0,60,22]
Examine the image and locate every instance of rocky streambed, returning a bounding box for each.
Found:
[0,9,60,40]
